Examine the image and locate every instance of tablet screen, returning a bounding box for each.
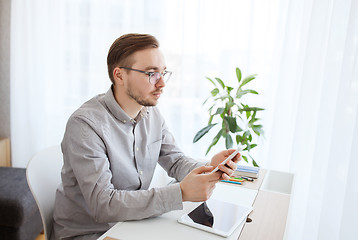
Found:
[178,198,253,237]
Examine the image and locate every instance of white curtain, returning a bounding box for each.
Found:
[10,0,358,239]
[274,0,358,239]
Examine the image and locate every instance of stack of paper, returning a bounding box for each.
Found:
[234,165,260,178]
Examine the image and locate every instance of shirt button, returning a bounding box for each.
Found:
[123,120,127,123]
[136,147,139,151]
[139,170,143,175]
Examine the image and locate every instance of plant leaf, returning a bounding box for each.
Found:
[208,114,214,124]
[225,101,235,111]
[252,158,259,167]
[193,123,217,143]
[226,86,234,94]
[228,95,234,104]
[208,104,215,114]
[252,111,256,119]
[214,107,225,115]
[252,124,264,136]
[219,94,230,101]
[236,89,243,98]
[236,125,243,132]
[206,129,224,155]
[249,112,258,124]
[239,74,257,89]
[247,153,259,167]
[243,130,250,140]
[236,89,258,98]
[225,134,233,149]
[245,143,257,151]
[224,116,237,133]
[236,134,243,144]
[202,97,210,106]
[250,144,258,149]
[242,155,248,163]
[239,107,265,113]
[246,144,251,151]
[206,77,217,87]
[236,67,242,82]
[246,109,251,119]
[215,77,225,89]
[211,88,219,96]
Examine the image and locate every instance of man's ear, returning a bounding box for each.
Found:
[113,67,124,85]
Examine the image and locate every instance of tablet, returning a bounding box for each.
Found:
[177,198,253,237]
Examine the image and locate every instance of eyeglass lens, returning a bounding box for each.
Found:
[149,72,171,84]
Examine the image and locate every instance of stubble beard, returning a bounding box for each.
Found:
[126,85,161,107]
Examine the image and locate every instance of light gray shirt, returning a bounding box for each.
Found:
[52,87,206,239]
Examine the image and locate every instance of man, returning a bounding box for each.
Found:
[52,33,240,239]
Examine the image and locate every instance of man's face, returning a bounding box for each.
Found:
[123,48,166,107]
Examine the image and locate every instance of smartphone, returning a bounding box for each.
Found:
[209,146,242,174]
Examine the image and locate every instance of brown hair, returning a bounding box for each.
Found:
[107,33,159,83]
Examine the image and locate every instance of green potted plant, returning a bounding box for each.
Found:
[193,67,264,167]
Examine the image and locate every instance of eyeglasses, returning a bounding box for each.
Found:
[119,67,172,85]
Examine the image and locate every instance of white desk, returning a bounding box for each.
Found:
[98,169,294,240]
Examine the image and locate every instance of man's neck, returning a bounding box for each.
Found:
[112,86,142,119]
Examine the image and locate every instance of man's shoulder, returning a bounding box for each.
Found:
[69,94,107,123]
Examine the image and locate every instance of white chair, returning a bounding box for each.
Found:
[26,145,63,240]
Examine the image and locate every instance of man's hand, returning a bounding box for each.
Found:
[179,165,221,202]
[210,149,241,180]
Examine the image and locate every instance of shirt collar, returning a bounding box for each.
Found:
[104,86,149,124]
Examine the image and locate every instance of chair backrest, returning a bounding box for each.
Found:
[26,145,63,240]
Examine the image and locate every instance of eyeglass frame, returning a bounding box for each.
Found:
[119,67,172,85]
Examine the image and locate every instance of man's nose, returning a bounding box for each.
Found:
[155,75,166,88]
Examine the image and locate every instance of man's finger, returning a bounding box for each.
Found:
[231,152,241,163]
[206,171,222,181]
[226,159,237,170]
[193,165,214,174]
